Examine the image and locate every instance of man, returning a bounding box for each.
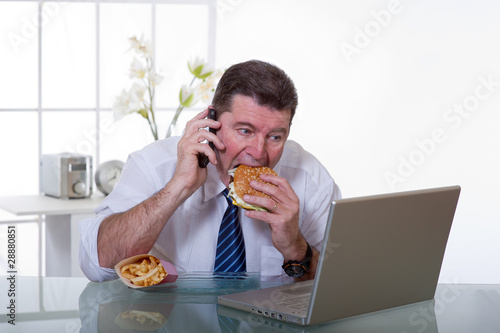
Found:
[79,60,341,282]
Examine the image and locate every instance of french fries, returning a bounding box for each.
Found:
[119,310,167,326]
[120,256,167,287]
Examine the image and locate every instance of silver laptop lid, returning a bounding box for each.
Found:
[307,185,461,325]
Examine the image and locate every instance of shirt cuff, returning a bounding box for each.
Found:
[79,214,118,282]
[259,245,293,282]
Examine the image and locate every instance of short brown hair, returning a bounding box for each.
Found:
[212,60,298,124]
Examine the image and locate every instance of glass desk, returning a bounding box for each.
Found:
[1,276,500,332]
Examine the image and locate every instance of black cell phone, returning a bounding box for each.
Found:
[197,107,217,168]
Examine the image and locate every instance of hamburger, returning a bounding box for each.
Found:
[227,165,278,211]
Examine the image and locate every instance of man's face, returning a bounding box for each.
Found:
[215,94,291,187]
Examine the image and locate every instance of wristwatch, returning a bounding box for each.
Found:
[282,243,312,278]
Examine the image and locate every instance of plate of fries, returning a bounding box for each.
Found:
[115,254,178,289]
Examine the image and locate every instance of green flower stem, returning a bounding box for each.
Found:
[145,57,159,141]
[166,104,185,138]
[165,75,197,138]
[148,86,158,140]
[146,114,158,141]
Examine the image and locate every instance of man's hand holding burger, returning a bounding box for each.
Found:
[229,165,318,281]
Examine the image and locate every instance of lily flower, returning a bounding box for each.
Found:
[128,35,152,57]
[129,58,147,79]
[188,57,214,80]
[148,71,164,87]
[179,84,197,108]
[113,89,134,120]
[115,36,223,141]
[129,83,146,108]
[197,69,223,103]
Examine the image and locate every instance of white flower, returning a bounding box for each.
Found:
[113,89,134,121]
[188,56,204,71]
[129,83,146,105]
[141,41,153,57]
[129,58,147,79]
[179,84,198,107]
[128,36,141,50]
[115,34,223,141]
[128,35,152,57]
[149,71,164,87]
[113,84,147,121]
[188,57,214,79]
[197,69,223,103]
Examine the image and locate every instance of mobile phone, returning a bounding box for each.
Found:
[197,107,217,168]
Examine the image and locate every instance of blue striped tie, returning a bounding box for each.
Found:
[214,189,246,272]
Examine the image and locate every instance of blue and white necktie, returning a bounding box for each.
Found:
[214,189,246,272]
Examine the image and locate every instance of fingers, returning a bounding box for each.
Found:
[250,174,294,202]
[269,201,278,213]
[244,175,302,258]
[184,108,221,138]
[178,107,224,165]
[243,174,299,216]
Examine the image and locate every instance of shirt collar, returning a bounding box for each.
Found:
[202,163,226,203]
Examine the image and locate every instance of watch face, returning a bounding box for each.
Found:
[96,160,124,195]
[283,243,312,278]
[284,264,306,278]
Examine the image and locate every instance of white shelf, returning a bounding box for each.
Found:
[0,194,104,216]
[0,194,105,277]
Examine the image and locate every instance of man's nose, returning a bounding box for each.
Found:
[247,136,267,161]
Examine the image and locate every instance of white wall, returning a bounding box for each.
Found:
[1,0,498,283]
[216,0,500,283]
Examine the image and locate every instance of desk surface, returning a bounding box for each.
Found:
[1,276,499,332]
[0,194,104,216]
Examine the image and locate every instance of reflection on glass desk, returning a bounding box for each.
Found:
[1,276,500,332]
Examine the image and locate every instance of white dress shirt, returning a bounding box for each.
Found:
[79,137,341,282]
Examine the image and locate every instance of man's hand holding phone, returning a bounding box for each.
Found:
[172,107,223,197]
[198,107,218,168]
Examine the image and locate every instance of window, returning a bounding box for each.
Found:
[0,0,216,276]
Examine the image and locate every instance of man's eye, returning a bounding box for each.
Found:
[270,135,282,142]
[238,128,250,135]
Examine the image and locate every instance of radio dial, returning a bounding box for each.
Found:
[73,181,86,195]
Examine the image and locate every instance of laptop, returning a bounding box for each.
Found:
[217,299,439,333]
[218,185,461,326]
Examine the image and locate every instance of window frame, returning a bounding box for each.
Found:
[0,0,217,277]
[0,0,217,193]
